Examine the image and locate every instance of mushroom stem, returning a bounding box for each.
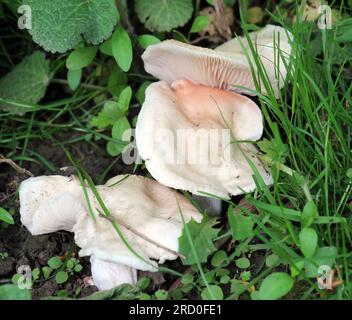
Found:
[90,256,137,291]
[98,213,186,260]
[192,195,223,216]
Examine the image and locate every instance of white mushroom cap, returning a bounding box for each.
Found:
[90,256,137,290]
[142,24,291,97]
[19,174,201,289]
[19,175,85,235]
[135,80,273,198]
[73,175,201,271]
[215,24,292,96]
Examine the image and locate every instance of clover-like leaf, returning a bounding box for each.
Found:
[135,0,193,32]
[24,0,119,53]
[0,51,49,114]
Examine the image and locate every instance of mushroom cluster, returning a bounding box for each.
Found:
[18,24,292,292]
[19,175,201,290]
[136,24,292,199]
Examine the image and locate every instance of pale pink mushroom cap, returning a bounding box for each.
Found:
[136,80,273,198]
[142,25,292,98]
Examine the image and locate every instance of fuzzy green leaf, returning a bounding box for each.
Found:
[178,216,220,265]
[135,0,193,32]
[24,0,119,53]
[0,51,49,114]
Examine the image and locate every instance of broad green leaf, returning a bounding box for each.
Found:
[107,117,131,156]
[190,15,209,33]
[55,271,69,284]
[265,254,281,267]
[90,101,124,129]
[178,216,220,265]
[235,257,250,269]
[42,266,53,279]
[299,227,318,258]
[228,210,254,241]
[301,201,318,228]
[0,51,49,113]
[0,285,31,300]
[211,250,228,267]
[74,264,83,272]
[304,246,338,277]
[66,46,98,70]
[0,207,14,225]
[136,81,152,104]
[24,0,119,53]
[100,38,113,56]
[32,268,41,281]
[155,289,168,300]
[201,285,223,300]
[67,69,82,91]
[111,117,131,140]
[107,66,128,97]
[137,277,151,290]
[290,260,304,277]
[335,18,352,43]
[137,35,161,49]
[181,274,194,285]
[258,272,294,300]
[117,86,132,113]
[47,257,63,269]
[112,26,133,72]
[135,0,193,32]
[230,279,245,296]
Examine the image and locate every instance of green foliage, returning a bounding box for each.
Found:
[0,51,49,113]
[24,0,119,53]
[301,201,319,228]
[107,116,131,156]
[179,216,220,265]
[0,285,31,300]
[299,227,318,258]
[135,0,193,32]
[258,273,294,300]
[90,101,124,129]
[211,250,228,267]
[190,16,209,33]
[67,69,82,91]
[112,26,133,72]
[0,207,14,224]
[55,271,69,284]
[66,47,98,70]
[201,285,223,300]
[137,35,161,49]
[228,208,254,241]
[47,256,63,269]
[235,257,250,269]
